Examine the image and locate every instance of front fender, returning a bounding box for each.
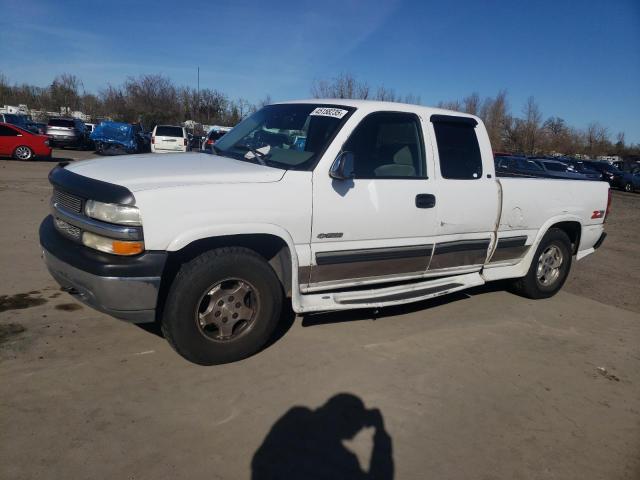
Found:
[165,223,308,312]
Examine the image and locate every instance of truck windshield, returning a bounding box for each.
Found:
[213,103,354,170]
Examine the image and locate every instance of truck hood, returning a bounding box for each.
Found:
[65,152,286,192]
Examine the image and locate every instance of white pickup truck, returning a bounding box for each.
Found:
[40,100,610,364]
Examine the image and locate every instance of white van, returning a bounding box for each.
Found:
[151,125,187,153]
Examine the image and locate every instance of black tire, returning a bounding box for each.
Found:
[624,183,633,193]
[510,228,572,299]
[161,247,283,365]
[13,145,34,161]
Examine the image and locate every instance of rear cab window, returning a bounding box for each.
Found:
[156,126,184,137]
[431,115,482,180]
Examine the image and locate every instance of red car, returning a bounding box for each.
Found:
[0,122,52,160]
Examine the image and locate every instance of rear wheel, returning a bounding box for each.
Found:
[511,228,572,299]
[13,146,34,161]
[161,247,283,365]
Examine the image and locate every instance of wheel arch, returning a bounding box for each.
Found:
[547,220,581,254]
[166,233,294,292]
[157,227,301,321]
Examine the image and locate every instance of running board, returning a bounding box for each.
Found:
[295,272,485,313]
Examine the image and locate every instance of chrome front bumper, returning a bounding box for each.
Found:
[44,248,160,323]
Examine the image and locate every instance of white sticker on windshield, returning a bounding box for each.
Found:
[310,107,349,119]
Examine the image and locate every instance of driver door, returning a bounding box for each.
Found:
[307,111,439,290]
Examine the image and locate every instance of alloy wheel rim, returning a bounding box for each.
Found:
[195,278,259,342]
[16,147,31,159]
[536,245,563,287]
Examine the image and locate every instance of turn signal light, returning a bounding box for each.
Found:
[112,240,145,255]
[82,231,144,256]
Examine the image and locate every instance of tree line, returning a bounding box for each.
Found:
[0,72,259,129]
[311,74,637,158]
[1,71,637,157]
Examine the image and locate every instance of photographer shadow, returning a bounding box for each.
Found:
[251,393,393,479]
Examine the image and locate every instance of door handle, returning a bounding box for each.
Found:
[415,194,436,209]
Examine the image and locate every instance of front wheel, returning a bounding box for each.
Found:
[13,146,34,160]
[510,228,572,299]
[161,247,283,365]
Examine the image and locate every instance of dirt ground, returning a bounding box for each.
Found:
[1,151,639,480]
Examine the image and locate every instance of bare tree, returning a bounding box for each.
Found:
[521,96,542,155]
[462,93,480,115]
[311,73,371,99]
[402,93,421,105]
[50,74,83,112]
[311,73,418,103]
[480,90,509,152]
[585,122,610,157]
[436,99,462,111]
[542,117,569,153]
[122,74,180,128]
[375,85,397,102]
[614,131,625,155]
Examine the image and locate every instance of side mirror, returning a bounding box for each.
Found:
[330,151,355,180]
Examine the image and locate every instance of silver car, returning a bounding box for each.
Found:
[46,118,88,149]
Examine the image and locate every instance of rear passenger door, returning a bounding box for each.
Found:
[427,115,499,272]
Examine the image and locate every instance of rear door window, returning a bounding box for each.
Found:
[432,119,482,179]
[519,159,544,171]
[543,162,565,172]
[156,126,183,137]
[0,125,19,136]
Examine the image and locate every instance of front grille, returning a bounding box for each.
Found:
[53,189,83,213]
[54,217,81,241]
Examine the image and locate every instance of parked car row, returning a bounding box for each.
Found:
[149,125,231,154]
[494,154,638,192]
[1,112,232,157]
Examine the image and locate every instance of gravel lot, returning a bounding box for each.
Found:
[1,150,639,479]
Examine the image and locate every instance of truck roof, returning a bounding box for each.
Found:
[276,98,480,123]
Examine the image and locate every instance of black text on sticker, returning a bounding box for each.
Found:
[310,107,348,119]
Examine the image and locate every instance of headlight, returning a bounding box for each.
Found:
[84,200,141,226]
[82,231,144,256]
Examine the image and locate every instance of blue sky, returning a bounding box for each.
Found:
[1,0,639,141]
